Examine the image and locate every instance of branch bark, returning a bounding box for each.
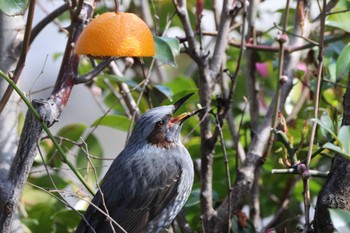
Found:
[211,1,312,232]
[0,2,95,232]
[0,11,25,233]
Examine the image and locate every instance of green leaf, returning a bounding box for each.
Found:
[163,76,197,95]
[154,36,180,67]
[326,0,350,32]
[329,209,350,233]
[338,126,350,154]
[323,142,350,159]
[320,111,335,139]
[336,43,350,80]
[47,124,87,168]
[185,189,200,207]
[53,52,64,61]
[153,84,174,101]
[98,73,139,89]
[55,124,87,156]
[311,117,337,140]
[52,209,82,230]
[28,174,69,190]
[0,0,28,16]
[327,61,336,83]
[76,134,103,185]
[92,115,131,132]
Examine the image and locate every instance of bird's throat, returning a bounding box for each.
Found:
[147,131,176,149]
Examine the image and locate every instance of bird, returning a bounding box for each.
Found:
[76,93,202,233]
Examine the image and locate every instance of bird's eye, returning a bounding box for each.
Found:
[156,120,165,127]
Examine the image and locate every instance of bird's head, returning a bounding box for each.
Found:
[127,93,203,149]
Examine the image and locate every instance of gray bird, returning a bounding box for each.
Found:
[76,93,202,233]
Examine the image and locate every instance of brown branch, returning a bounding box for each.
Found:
[0,0,36,114]
[0,2,95,232]
[173,0,200,60]
[74,58,115,84]
[109,61,140,120]
[245,0,260,137]
[212,0,313,232]
[30,3,70,44]
[245,0,261,227]
[173,1,215,229]
[265,0,290,161]
[303,0,326,231]
[227,33,350,53]
[209,0,240,77]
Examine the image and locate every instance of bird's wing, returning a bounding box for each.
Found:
[76,150,182,233]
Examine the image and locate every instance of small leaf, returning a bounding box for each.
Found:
[329,209,350,233]
[52,209,82,230]
[320,111,334,139]
[154,36,180,67]
[336,43,350,80]
[28,174,69,190]
[326,0,350,32]
[153,84,174,101]
[57,124,87,151]
[163,76,197,95]
[92,115,131,132]
[98,73,139,88]
[185,189,200,207]
[0,0,28,16]
[47,124,87,168]
[323,142,350,159]
[311,118,337,140]
[338,126,350,154]
[53,52,64,61]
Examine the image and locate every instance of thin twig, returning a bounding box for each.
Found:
[263,178,297,231]
[273,23,319,46]
[326,8,350,16]
[80,139,117,233]
[227,33,350,53]
[74,58,115,84]
[30,3,70,44]
[215,112,232,232]
[109,60,140,119]
[245,0,259,136]
[303,0,327,231]
[264,0,290,162]
[0,69,95,195]
[125,58,156,143]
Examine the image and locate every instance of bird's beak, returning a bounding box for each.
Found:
[173,93,194,114]
[170,108,205,125]
[170,93,204,125]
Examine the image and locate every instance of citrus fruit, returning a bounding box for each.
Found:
[75,12,155,57]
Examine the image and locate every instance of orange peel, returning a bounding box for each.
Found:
[75,12,155,58]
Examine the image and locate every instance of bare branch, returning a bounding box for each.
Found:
[209,0,240,77]
[212,0,313,231]
[173,0,200,60]
[0,2,96,232]
[0,0,36,114]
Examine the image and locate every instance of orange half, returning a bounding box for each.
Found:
[75,12,155,57]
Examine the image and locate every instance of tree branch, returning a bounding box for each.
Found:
[30,3,70,44]
[0,2,95,232]
[0,0,36,114]
[212,0,313,232]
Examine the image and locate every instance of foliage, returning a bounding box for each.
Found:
[0,0,28,16]
[329,209,350,233]
[1,0,350,233]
